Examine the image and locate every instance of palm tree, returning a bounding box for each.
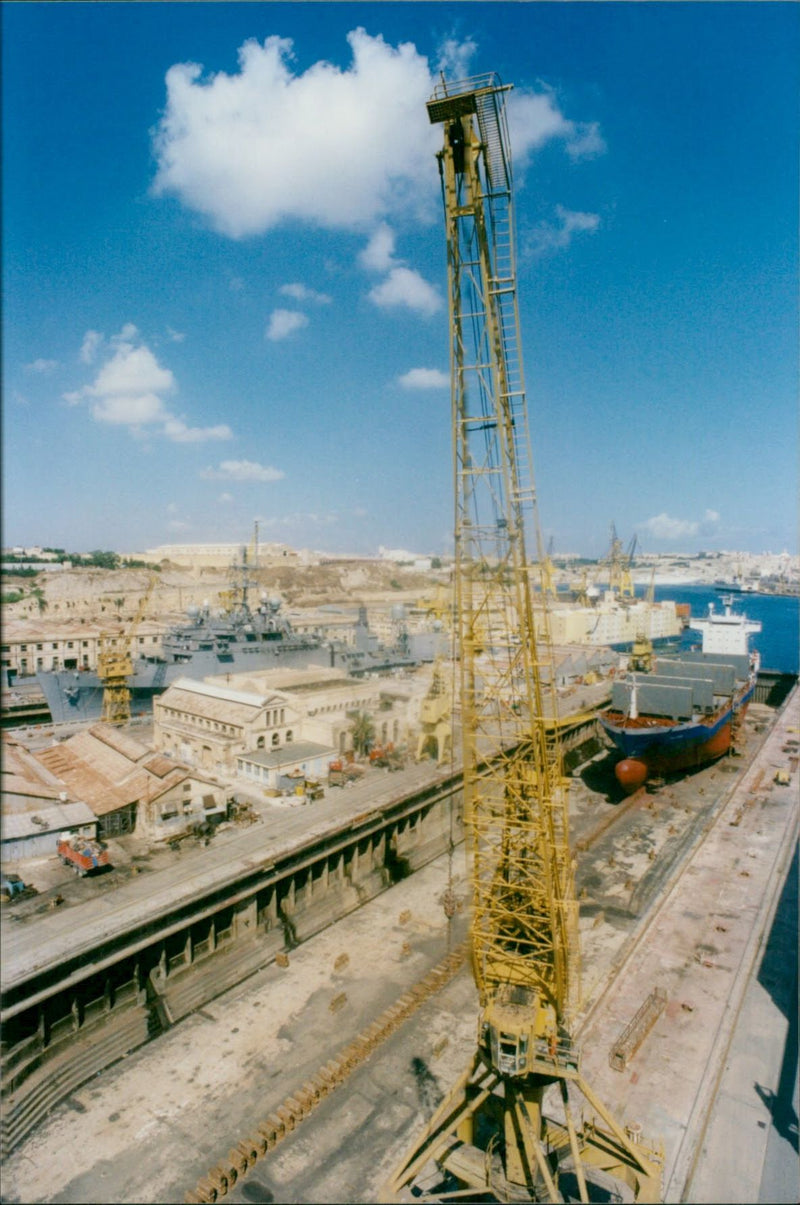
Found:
[350,711,376,757]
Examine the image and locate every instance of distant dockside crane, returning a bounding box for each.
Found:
[97,574,157,725]
[388,76,662,1203]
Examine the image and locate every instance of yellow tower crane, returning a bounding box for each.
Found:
[389,76,662,1203]
[604,523,637,598]
[539,534,558,599]
[415,656,453,765]
[97,573,157,725]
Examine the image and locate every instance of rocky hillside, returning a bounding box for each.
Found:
[2,561,449,623]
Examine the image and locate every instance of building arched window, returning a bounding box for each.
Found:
[272,733,280,747]
[257,735,265,749]
[285,730,293,743]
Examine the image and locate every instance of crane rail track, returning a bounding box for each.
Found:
[575,706,779,1038]
[184,941,469,1203]
[183,697,794,1205]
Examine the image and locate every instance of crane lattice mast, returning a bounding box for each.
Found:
[98,574,157,725]
[389,75,662,1203]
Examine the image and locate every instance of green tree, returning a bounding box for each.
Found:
[87,550,120,569]
[349,711,376,757]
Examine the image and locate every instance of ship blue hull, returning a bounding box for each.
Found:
[600,680,755,791]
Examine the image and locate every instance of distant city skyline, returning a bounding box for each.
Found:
[3,3,797,558]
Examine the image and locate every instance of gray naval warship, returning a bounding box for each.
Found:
[35,586,446,725]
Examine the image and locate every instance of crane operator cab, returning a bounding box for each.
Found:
[481,990,569,1078]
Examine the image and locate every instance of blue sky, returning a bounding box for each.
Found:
[2,2,797,558]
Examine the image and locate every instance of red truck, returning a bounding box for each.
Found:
[327,759,365,788]
[57,834,112,876]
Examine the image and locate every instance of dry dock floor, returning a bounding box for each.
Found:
[2,690,797,1205]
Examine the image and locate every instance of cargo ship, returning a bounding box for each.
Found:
[548,593,684,650]
[599,596,761,792]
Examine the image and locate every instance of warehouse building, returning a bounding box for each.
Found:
[153,677,302,774]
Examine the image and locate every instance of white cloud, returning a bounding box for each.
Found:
[25,358,59,375]
[360,225,441,319]
[398,367,449,389]
[526,204,600,256]
[258,510,338,528]
[218,492,234,504]
[92,342,175,401]
[152,33,604,245]
[200,459,285,482]
[279,282,331,305]
[359,223,398,272]
[92,392,166,426]
[564,122,606,161]
[436,37,478,82]
[151,29,442,239]
[65,325,232,442]
[266,309,309,341]
[368,267,442,316]
[508,88,606,166]
[166,326,186,342]
[641,513,700,541]
[80,330,103,364]
[641,509,722,542]
[163,417,232,443]
[168,519,192,532]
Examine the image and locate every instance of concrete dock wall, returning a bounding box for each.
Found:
[0,778,463,1157]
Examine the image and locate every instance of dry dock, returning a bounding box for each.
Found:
[1,687,797,1204]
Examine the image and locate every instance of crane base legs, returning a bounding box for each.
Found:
[386,1048,662,1203]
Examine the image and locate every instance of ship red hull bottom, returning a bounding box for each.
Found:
[614,704,750,793]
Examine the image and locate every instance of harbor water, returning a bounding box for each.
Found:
[650,583,799,675]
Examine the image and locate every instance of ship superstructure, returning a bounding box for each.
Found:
[34,553,440,724]
[547,593,682,648]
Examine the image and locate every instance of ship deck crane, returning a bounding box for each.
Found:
[388,76,662,1203]
[97,573,157,725]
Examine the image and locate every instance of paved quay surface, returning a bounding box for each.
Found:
[575,686,799,1202]
[0,855,476,1205]
[2,690,796,1203]
[687,845,798,1204]
[1,756,461,993]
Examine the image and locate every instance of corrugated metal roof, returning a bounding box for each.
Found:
[238,741,334,770]
[158,682,271,724]
[30,732,205,816]
[170,676,269,707]
[88,723,150,761]
[34,744,131,815]
[143,753,176,778]
[1,799,96,840]
[209,665,342,693]
[2,734,65,788]
[1,773,64,801]
[64,731,145,786]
